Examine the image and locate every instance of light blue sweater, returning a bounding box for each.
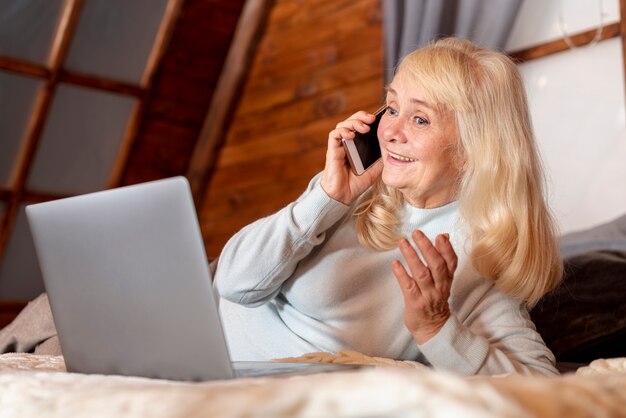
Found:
[214,174,558,376]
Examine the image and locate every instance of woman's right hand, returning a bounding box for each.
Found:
[320,111,383,205]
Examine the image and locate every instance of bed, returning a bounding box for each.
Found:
[1,215,626,417]
[1,352,626,417]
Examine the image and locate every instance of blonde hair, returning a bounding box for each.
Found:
[356,38,562,306]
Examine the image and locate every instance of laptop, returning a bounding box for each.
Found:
[26,176,358,381]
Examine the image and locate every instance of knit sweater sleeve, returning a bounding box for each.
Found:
[214,173,350,307]
[417,285,559,376]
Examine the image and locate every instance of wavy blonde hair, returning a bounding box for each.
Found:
[356,38,562,306]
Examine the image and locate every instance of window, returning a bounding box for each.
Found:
[0,0,182,299]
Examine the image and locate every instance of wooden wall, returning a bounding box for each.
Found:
[198,0,384,257]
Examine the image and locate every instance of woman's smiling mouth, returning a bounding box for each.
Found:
[387,150,417,163]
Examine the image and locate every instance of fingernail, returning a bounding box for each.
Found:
[443,233,450,243]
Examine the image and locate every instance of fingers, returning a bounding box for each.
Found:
[395,231,458,295]
[393,231,456,344]
[392,259,421,298]
[331,111,376,140]
[398,238,434,289]
[414,231,456,273]
[321,110,381,205]
[325,111,376,165]
[434,233,458,275]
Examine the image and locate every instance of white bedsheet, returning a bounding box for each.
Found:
[1,353,626,418]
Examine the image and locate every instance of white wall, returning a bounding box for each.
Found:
[506,0,620,51]
[506,0,626,234]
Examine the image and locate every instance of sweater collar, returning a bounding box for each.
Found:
[400,199,459,233]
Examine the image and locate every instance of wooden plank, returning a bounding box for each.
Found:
[224,75,384,147]
[258,0,380,53]
[186,0,275,206]
[200,177,314,256]
[509,22,620,63]
[239,47,382,115]
[207,156,321,199]
[214,113,334,167]
[215,97,383,170]
[266,0,369,35]
[250,8,381,81]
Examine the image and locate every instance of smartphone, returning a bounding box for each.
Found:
[341,105,387,176]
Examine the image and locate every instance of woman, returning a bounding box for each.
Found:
[214,38,563,376]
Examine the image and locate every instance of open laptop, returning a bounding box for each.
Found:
[26,176,357,381]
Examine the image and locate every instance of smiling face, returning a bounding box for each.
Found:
[377,70,463,208]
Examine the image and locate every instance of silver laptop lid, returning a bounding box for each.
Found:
[26,177,235,381]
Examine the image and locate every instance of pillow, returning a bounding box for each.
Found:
[559,213,626,258]
[531,250,626,363]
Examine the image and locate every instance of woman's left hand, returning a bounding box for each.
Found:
[392,230,458,344]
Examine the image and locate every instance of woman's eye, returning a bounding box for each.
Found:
[415,116,429,125]
[386,107,398,116]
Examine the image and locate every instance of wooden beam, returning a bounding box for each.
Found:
[107,0,185,188]
[20,191,73,204]
[509,22,620,63]
[186,0,275,207]
[0,190,11,201]
[139,0,184,89]
[59,71,146,97]
[0,57,145,97]
[0,56,50,78]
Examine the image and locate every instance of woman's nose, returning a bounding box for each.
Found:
[381,120,406,143]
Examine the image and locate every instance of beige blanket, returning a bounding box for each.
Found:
[1,353,626,418]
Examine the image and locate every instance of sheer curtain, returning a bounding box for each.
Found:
[382,0,523,81]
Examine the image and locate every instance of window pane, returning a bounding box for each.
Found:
[0,0,67,65]
[64,0,170,84]
[0,204,44,300]
[26,84,136,195]
[0,71,43,187]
